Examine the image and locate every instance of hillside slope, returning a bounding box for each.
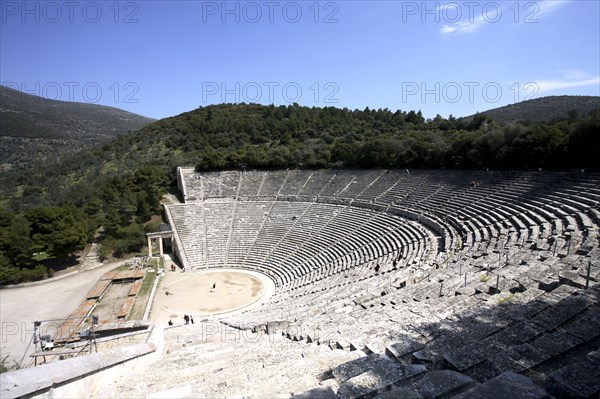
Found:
[466,95,600,124]
[3,99,598,211]
[0,85,155,171]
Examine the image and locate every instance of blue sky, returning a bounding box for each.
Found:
[1,0,599,120]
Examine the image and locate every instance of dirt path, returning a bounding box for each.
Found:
[0,260,131,368]
[1,258,275,369]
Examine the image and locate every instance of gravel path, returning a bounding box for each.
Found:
[0,260,130,368]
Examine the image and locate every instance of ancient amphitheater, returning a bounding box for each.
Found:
[3,168,600,398]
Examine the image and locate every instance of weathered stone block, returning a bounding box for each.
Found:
[415,370,476,399]
[546,361,600,399]
[454,372,551,399]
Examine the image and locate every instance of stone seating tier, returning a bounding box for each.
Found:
[155,168,600,398]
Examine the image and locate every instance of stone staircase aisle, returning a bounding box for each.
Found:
[94,322,366,398]
[81,229,104,271]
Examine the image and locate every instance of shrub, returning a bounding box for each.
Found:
[98,239,116,261]
[0,264,51,285]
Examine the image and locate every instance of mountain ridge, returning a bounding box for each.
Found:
[0,85,155,171]
[465,95,600,124]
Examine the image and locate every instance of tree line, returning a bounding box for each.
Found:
[0,167,167,284]
[1,102,598,283]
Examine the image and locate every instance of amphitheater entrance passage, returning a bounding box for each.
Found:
[146,230,173,258]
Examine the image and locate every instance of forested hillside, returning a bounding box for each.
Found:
[1,98,598,284]
[0,85,155,172]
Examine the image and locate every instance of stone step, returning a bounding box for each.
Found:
[545,356,600,399]
[453,372,551,399]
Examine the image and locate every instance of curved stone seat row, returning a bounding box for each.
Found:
[173,170,600,309]
[165,201,433,291]
[172,168,600,397]
[180,170,599,259]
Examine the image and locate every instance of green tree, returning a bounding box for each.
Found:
[0,209,36,269]
[25,206,90,259]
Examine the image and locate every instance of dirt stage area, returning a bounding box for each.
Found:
[149,269,274,325]
[0,260,274,368]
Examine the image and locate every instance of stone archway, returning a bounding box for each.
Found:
[146,231,173,258]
